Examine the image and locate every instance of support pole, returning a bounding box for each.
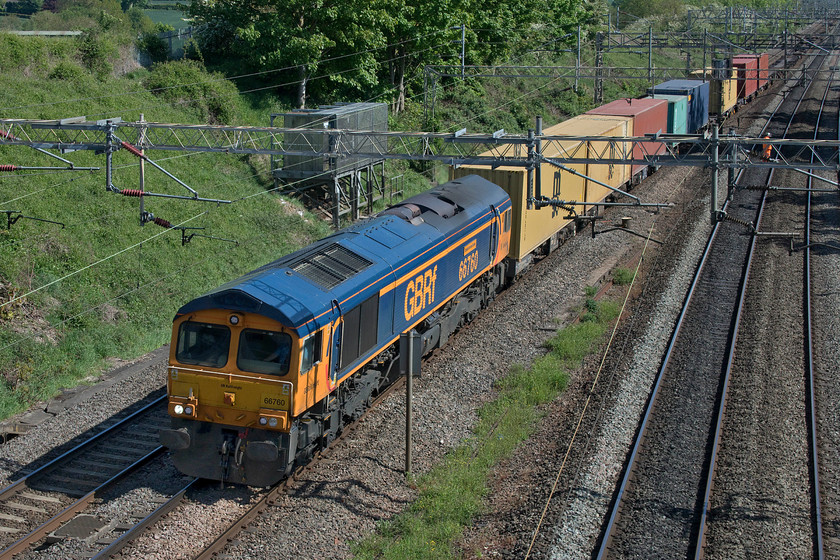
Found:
[535,117,543,200]
[105,123,116,193]
[333,178,340,229]
[139,114,146,226]
[460,24,466,80]
[711,125,719,225]
[527,129,535,209]
[403,329,419,475]
[575,25,581,93]
[648,27,653,89]
[595,32,603,105]
[728,127,736,200]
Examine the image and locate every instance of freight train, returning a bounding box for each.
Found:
[159,54,773,486]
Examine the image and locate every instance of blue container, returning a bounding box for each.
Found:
[651,94,689,135]
[651,80,710,133]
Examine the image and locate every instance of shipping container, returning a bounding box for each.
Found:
[652,80,710,132]
[757,52,770,88]
[449,115,632,261]
[549,115,633,210]
[691,63,738,116]
[651,94,689,134]
[587,98,668,176]
[733,56,759,100]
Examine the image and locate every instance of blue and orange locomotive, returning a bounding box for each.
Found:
[160,175,512,486]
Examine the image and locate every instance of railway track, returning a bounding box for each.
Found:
[0,396,180,559]
[595,46,829,559]
[186,372,408,560]
[697,53,837,559]
[808,84,840,558]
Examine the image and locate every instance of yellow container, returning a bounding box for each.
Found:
[548,115,632,207]
[692,68,737,115]
[449,164,579,260]
[449,114,631,261]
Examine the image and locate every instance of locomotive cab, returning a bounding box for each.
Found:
[160,308,328,486]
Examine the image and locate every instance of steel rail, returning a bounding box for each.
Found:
[0,447,164,559]
[0,395,168,558]
[0,395,166,501]
[595,43,822,559]
[191,374,408,560]
[692,49,831,560]
[90,478,200,560]
[802,55,833,560]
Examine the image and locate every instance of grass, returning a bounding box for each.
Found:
[352,296,622,559]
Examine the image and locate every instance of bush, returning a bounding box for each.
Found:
[143,59,240,124]
[612,267,634,285]
[77,29,116,79]
[48,60,84,80]
[137,31,167,63]
[183,38,202,63]
[4,0,43,15]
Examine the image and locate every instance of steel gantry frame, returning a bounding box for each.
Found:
[423,9,839,115]
[0,117,838,226]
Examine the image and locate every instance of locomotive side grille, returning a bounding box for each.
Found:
[289,243,373,290]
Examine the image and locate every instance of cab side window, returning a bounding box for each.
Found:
[503,209,511,232]
[300,331,322,374]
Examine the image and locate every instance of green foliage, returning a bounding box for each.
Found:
[48,60,84,80]
[4,0,44,15]
[76,29,116,79]
[143,59,241,124]
[182,38,202,62]
[121,0,150,9]
[187,0,604,110]
[612,267,634,285]
[137,30,168,63]
[126,5,154,31]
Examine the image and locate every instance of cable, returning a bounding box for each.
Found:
[0,210,206,310]
[524,221,655,560]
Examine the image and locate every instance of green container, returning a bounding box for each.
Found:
[651,94,688,135]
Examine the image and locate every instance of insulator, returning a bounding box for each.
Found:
[153,217,172,228]
[0,165,19,171]
[721,213,755,232]
[120,189,146,197]
[120,141,146,159]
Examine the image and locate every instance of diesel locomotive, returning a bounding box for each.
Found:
[160,175,512,486]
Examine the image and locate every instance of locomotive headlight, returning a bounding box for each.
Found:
[259,417,268,426]
[174,404,185,415]
[184,406,193,415]
[229,314,240,325]
[268,417,278,427]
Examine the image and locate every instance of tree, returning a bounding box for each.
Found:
[189,0,386,108]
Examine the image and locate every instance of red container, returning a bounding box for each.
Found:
[733,56,759,99]
[586,98,669,176]
[757,52,769,87]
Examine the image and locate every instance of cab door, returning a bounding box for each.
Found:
[328,299,343,389]
[489,205,499,263]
